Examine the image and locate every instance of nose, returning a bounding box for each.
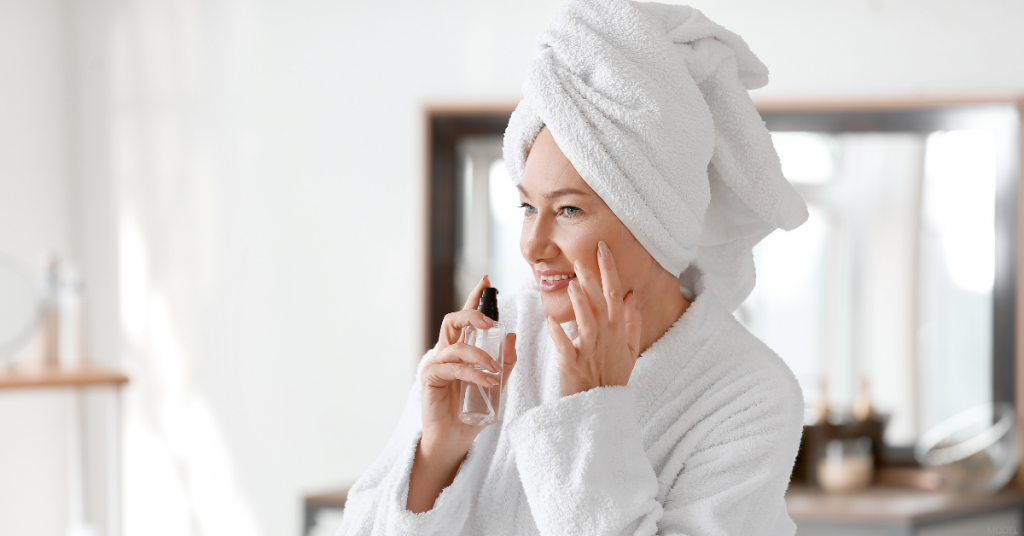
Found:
[521,213,559,265]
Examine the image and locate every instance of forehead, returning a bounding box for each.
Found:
[520,129,596,196]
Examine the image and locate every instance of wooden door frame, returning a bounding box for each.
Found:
[422,103,516,353]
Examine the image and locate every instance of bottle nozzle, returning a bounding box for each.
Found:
[478,287,499,322]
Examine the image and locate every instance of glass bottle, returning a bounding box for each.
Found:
[458,287,505,426]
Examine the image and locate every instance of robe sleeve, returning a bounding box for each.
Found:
[507,381,801,536]
[507,386,662,535]
[335,349,485,536]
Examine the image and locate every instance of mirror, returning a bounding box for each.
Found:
[425,101,1021,462]
[0,254,41,364]
[748,103,1019,460]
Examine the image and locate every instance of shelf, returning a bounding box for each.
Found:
[0,364,128,390]
[786,484,1024,526]
[305,488,350,509]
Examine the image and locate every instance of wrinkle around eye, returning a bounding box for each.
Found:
[557,205,583,220]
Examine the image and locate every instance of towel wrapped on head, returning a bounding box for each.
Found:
[503,0,808,311]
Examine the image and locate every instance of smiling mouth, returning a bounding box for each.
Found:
[540,273,576,282]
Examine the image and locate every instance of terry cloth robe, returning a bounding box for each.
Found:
[336,271,804,536]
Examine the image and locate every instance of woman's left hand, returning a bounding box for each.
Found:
[547,240,643,397]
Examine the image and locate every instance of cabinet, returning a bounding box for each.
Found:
[787,485,1024,536]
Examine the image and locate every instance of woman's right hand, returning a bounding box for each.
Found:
[408,276,517,513]
[419,275,518,456]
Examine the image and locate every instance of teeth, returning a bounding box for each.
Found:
[541,274,576,282]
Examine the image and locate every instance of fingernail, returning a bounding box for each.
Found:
[491,358,501,370]
[598,241,610,258]
[574,259,588,272]
[569,280,580,293]
[487,377,500,386]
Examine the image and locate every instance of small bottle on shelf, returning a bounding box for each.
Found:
[853,376,873,421]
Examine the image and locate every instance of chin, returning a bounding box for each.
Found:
[540,292,575,324]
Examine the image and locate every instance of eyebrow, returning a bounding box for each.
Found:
[516,185,589,199]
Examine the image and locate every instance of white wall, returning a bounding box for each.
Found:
[0,0,73,535]
[701,0,1024,99]
[2,0,1023,535]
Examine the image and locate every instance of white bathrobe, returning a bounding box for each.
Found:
[336,272,804,536]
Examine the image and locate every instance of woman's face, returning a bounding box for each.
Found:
[519,127,664,323]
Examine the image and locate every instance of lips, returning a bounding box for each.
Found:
[537,270,577,292]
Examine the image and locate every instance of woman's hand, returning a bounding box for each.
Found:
[420,275,517,451]
[547,241,642,397]
[409,276,517,513]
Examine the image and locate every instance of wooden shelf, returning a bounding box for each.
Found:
[0,364,128,390]
[786,484,1024,526]
[305,488,350,509]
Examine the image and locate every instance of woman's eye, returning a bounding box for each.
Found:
[519,203,536,215]
[561,206,581,218]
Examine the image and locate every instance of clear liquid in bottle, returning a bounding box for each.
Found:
[458,323,505,426]
[458,286,505,427]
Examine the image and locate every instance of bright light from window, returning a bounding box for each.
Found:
[924,130,996,293]
[754,204,828,306]
[488,159,533,293]
[488,160,520,225]
[771,132,836,184]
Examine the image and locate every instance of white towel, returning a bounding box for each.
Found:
[503,0,808,310]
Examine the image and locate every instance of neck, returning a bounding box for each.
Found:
[635,271,690,354]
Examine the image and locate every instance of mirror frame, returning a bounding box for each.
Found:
[423,104,516,352]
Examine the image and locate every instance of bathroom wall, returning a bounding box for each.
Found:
[0,0,73,535]
[1,0,1023,535]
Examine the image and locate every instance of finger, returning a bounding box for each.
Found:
[501,332,518,372]
[545,315,577,362]
[624,291,642,359]
[597,241,624,326]
[501,333,518,388]
[567,279,597,354]
[439,309,496,347]
[423,361,500,389]
[462,275,491,311]
[574,258,607,325]
[435,342,502,373]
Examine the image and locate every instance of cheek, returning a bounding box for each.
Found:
[595,220,651,290]
[561,223,601,264]
[519,221,530,260]
[611,240,656,291]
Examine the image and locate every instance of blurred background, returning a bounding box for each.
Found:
[1,1,1023,535]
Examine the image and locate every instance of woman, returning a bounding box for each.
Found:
[339,1,808,535]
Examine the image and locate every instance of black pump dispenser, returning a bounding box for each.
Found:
[478,287,499,322]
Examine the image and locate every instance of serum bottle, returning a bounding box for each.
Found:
[458,287,506,426]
